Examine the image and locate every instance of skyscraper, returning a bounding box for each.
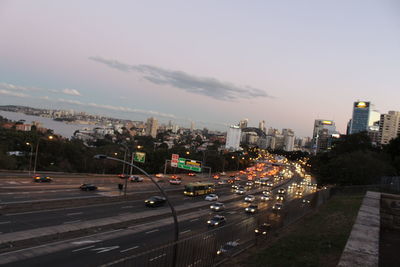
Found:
[312,120,337,153]
[258,120,266,133]
[349,101,380,134]
[225,125,242,151]
[379,111,400,145]
[146,117,158,138]
[239,119,248,129]
[282,129,295,152]
[190,121,195,132]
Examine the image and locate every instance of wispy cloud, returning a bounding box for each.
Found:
[62,88,81,96]
[89,56,274,101]
[0,89,30,98]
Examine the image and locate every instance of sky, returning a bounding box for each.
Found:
[0,0,399,136]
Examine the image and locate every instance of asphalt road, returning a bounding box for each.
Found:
[1,172,316,267]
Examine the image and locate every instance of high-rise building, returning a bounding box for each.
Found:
[282,129,295,151]
[312,120,337,153]
[349,101,380,134]
[239,119,248,129]
[146,117,158,138]
[379,111,400,145]
[225,125,242,151]
[258,120,266,133]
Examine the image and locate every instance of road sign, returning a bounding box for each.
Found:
[177,157,202,172]
[133,152,146,163]
[171,153,179,167]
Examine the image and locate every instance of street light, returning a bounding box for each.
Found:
[33,135,54,175]
[26,142,33,175]
[94,154,179,267]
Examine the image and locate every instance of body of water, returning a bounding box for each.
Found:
[0,110,96,139]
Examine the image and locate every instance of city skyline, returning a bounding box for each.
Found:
[1,1,400,136]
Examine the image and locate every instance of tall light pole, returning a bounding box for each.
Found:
[94,154,179,267]
[26,142,33,175]
[33,135,54,175]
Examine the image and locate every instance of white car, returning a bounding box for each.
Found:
[235,187,246,195]
[205,194,219,201]
[210,202,225,211]
[244,195,256,202]
[260,195,271,201]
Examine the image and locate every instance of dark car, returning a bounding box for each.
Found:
[210,202,225,211]
[80,184,97,191]
[207,215,226,227]
[145,196,166,207]
[33,176,52,183]
[255,223,271,236]
[245,204,258,214]
[216,241,239,255]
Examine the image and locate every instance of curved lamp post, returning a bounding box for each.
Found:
[93,154,179,266]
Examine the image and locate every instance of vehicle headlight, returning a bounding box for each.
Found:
[215,222,219,225]
[207,220,211,224]
[255,229,259,233]
[262,232,266,235]
[251,209,255,212]
[215,207,220,210]
[217,250,221,255]
[150,201,154,204]
[245,208,249,211]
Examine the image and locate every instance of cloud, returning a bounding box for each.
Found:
[0,82,38,91]
[62,88,81,96]
[0,89,30,98]
[89,56,274,101]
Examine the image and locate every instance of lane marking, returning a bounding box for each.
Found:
[149,253,166,262]
[190,218,199,222]
[228,211,237,214]
[72,245,95,252]
[145,229,159,234]
[67,212,83,216]
[181,229,191,234]
[92,246,120,254]
[120,206,133,209]
[0,221,11,225]
[71,240,101,245]
[120,246,139,253]
[63,220,81,224]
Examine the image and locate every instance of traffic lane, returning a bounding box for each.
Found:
[0,186,233,233]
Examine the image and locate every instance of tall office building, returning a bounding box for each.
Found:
[190,121,195,132]
[239,119,248,129]
[349,101,380,134]
[283,129,295,152]
[312,120,337,153]
[225,125,242,151]
[258,120,266,133]
[379,111,400,145]
[146,117,158,138]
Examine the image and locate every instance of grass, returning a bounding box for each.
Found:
[234,193,364,267]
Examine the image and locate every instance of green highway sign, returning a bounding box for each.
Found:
[133,152,146,163]
[177,158,202,172]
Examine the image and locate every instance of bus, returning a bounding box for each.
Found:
[184,182,214,196]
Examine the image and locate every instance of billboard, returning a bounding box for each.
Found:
[354,101,369,109]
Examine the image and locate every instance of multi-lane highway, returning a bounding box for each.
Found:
[0,161,317,266]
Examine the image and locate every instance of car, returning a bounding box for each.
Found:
[235,187,245,195]
[170,175,180,179]
[128,175,144,182]
[302,199,311,204]
[244,195,256,202]
[33,176,52,183]
[266,182,274,187]
[188,173,196,177]
[229,175,236,179]
[213,175,220,179]
[276,195,284,201]
[216,241,239,255]
[155,173,163,178]
[231,184,239,189]
[169,178,182,185]
[262,190,271,196]
[227,179,235,184]
[234,176,241,181]
[118,174,127,179]
[218,180,228,185]
[255,223,271,236]
[246,181,254,187]
[219,172,226,176]
[295,191,303,197]
[245,204,258,213]
[260,195,271,201]
[254,179,261,185]
[145,196,166,207]
[205,194,219,201]
[210,202,225,211]
[278,188,286,195]
[207,215,226,227]
[80,184,97,191]
[272,203,283,211]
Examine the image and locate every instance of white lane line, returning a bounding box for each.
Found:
[181,229,191,234]
[145,229,159,234]
[71,240,101,245]
[63,220,81,224]
[120,246,139,253]
[72,245,95,252]
[228,211,237,214]
[190,218,199,222]
[149,253,166,262]
[120,206,133,209]
[0,221,11,225]
[67,212,83,216]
